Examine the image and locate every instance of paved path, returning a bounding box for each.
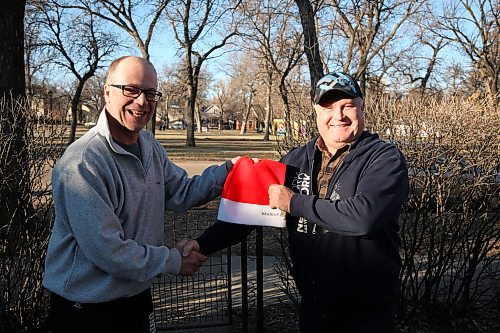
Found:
[174,160,222,176]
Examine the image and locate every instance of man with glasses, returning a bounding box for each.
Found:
[43,56,239,332]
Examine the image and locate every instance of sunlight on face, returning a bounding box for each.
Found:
[314,91,365,153]
[104,57,158,136]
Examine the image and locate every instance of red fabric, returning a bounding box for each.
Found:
[222,157,286,205]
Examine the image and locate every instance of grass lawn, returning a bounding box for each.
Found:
[74,126,281,160]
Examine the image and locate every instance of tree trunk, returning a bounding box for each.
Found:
[185,65,197,147]
[295,0,324,97]
[0,1,26,96]
[151,110,157,136]
[186,86,198,146]
[0,0,28,248]
[263,77,272,141]
[279,81,292,135]
[186,98,195,147]
[240,90,254,135]
[195,103,202,133]
[68,81,86,144]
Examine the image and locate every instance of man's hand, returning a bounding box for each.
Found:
[181,239,201,257]
[231,156,242,165]
[268,184,294,213]
[175,239,207,276]
[229,156,260,168]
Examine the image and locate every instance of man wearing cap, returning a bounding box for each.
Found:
[186,71,409,332]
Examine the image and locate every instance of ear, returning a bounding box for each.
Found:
[313,103,320,113]
[104,84,111,104]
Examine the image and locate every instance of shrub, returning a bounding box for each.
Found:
[0,96,65,332]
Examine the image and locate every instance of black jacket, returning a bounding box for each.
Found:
[197,131,409,313]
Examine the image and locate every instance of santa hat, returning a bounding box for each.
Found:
[218,157,288,228]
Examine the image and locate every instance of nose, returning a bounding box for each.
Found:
[134,91,147,106]
[331,106,345,120]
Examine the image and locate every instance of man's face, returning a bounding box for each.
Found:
[314,91,365,152]
[104,58,158,133]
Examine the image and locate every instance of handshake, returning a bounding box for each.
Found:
[175,239,205,276]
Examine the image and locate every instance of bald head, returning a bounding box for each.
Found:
[105,56,157,85]
[104,56,159,142]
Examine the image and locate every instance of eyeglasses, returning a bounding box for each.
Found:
[109,84,162,102]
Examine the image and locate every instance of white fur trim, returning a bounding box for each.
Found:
[217,198,286,228]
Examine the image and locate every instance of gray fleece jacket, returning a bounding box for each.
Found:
[43,109,230,303]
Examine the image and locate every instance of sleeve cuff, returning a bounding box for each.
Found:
[290,193,306,217]
[225,159,233,171]
[164,247,182,274]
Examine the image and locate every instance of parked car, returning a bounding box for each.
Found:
[170,123,184,130]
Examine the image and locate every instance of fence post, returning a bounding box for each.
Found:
[256,226,264,332]
[241,238,248,333]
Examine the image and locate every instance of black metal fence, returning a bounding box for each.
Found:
[152,208,234,331]
[152,207,274,332]
[152,258,233,331]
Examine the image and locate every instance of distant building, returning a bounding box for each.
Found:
[156,101,185,129]
[201,105,222,128]
[234,104,266,131]
[66,103,98,124]
[30,89,70,123]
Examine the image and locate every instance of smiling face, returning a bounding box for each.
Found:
[104,56,158,144]
[314,91,365,153]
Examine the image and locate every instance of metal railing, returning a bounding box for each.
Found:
[152,207,268,332]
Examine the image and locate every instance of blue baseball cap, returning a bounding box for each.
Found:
[313,71,363,104]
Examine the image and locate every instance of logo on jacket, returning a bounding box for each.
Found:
[292,172,311,234]
[329,182,341,201]
[292,172,310,195]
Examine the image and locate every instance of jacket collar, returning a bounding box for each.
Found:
[95,108,153,166]
[307,131,377,164]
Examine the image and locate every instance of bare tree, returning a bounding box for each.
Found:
[60,0,169,134]
[239,82,256,135]
[195,69,213,131]
[325,0,426,91]
[443,61,472,96]
[165,0,242,147]
[159,63,185,130]
[222,52,262,134]
[61,0,169,60]
[81,72,107,117]
[394,11,450,97]
[409,38,448,96]
[1,2,63,331]
[239,0,304,139]
[24,2,50,99]
[213,79,228,131]
[211,59,247,129]
[435,0,499,103]
[295,0,325,96]
[37,1,117,143]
